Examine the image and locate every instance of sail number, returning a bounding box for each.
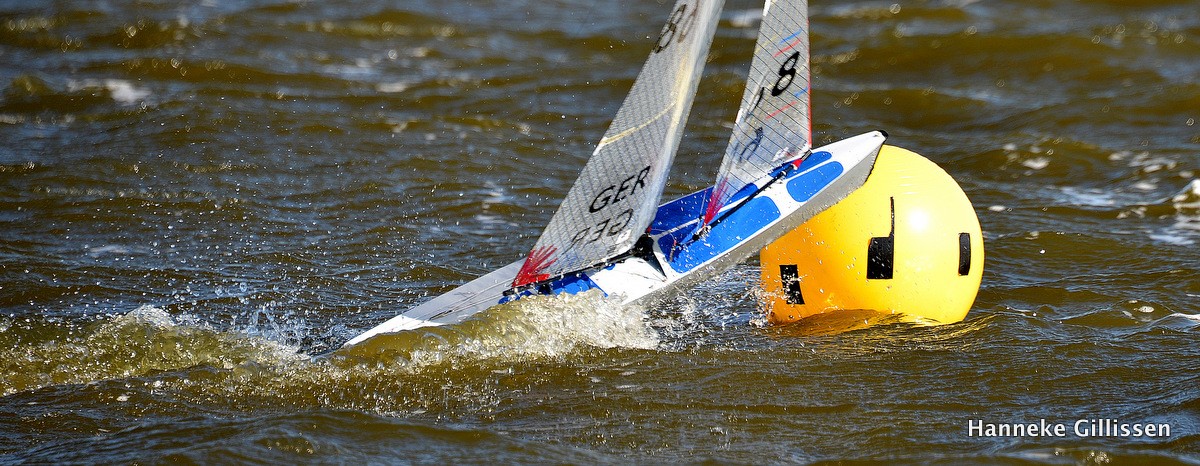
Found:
[772,51,801,96]
[589,165,651,212]
[569,208,634,251]
[654,1,700,53]
[566,165,651,251]
[751,51,803,111]
[730,127,764,165]
[732,50,805,165]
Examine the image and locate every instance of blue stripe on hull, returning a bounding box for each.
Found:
[660,152,845,274]
[787,160,843,202]
[649,188,710,234]
[665,196,781,272]
[500,272,604,303]
[797,151,832,173]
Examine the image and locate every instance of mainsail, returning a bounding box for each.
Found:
[513,0,725,287]
[703,0,811,227]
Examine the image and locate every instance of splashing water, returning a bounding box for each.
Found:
[2,292,661,419]
[334,290,659,368]
[0,305,303,398]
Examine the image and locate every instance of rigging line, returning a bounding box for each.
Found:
[691,148,813,241]
[427,291,510,321]
[594,54,702,152]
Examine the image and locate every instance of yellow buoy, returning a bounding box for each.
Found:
[760,145,983,326]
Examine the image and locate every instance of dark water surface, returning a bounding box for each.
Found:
[2,0,1198,463]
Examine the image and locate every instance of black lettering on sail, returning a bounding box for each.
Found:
[589,165,652,213]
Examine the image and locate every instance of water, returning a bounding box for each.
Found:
[2,0,1198,463]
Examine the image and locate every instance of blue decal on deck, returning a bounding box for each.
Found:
[497,291,526,305]
[649,188,710,234]
[787,161,843,202]
[666,196,781,272]
[794,151,832,175]
[656,224,692,258]
[553,273,604,296]
[498,272,604,304]
[726,180,760,206]
[773,151,831,178]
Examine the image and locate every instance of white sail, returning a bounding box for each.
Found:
[702,0,811,226]
[513,0,725,287]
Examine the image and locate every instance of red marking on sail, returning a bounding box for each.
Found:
[703,178,731,225]
[773,28,806,57]
[773,38,804,57]
[766,88,808,122]
[512,246,557,287]
[766,99,799,121]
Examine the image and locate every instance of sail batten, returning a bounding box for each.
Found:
[513,0,725,287]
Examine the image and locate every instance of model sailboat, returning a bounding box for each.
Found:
[344,0,885,347]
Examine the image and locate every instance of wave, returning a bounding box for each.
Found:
[333,291,658,365]
[1,290,658,400]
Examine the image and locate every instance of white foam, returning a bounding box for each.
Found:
[66,79,151,105]
[490,291,660,354]
[1059,186,1117,207]
[1147,232,1194,246]
[87,244,132,257]
[235,304,313,349]
[726,9,763,29]
[376,82,409,93]
[122,305,176,328]
[1146,179,1200,245]
[1021,157,1050,170]
[104,79,150,105]
[1171,179,1200,211]
[357,291,660,371]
